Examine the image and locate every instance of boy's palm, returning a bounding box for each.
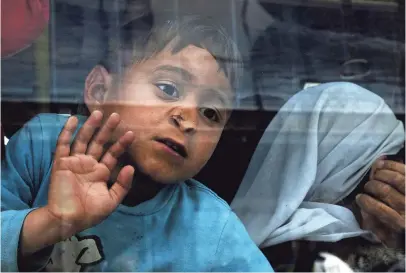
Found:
[50,155,115,222]
[46,112,135,234]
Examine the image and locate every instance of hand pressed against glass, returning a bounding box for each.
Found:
[21,111,135,256]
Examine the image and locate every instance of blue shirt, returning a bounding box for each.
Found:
[1,114,273,272]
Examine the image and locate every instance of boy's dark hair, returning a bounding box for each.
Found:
[100,16,244,92]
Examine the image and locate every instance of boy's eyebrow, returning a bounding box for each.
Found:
[153,65,195,82]
[205,88,233,109]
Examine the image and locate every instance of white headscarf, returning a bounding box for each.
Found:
[231,82,405,248]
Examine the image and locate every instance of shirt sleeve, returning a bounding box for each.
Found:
[1,115,54,271]
[211,211,274,272]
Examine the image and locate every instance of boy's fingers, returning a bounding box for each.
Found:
[376,160,405,175]
[374,169,405,194]
[100,131,134,171]
[70,111,103,155]
[356,194,405,231]
[54,116,78,160]
[364,180,405,212]
[109,165,134,204]
[86,113,120,160]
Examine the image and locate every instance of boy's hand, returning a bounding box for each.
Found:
[46,111,135,237]
[356,159,405,248]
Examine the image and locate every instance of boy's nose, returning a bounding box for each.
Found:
[170,108,197,135]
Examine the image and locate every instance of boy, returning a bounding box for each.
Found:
[1,16,273,271]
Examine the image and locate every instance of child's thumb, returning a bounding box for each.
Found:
[109,165,134,204]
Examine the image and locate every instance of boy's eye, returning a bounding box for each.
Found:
[200,107,220,123]
[155,83,180,99]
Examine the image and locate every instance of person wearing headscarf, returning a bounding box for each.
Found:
[231,82,405,271]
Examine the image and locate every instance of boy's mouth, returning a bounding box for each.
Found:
[154,137,188,158]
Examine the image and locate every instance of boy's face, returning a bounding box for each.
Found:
[85,45,233,183]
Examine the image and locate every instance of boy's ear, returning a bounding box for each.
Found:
[84,65,112,112]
